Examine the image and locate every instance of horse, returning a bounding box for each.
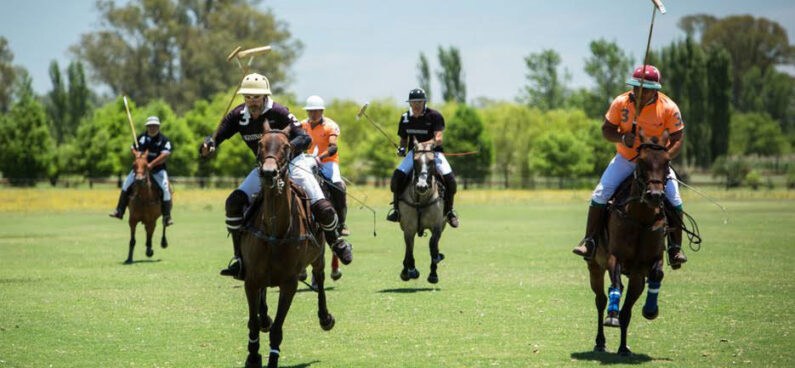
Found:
[586,129,671,356]
[238,122,335,368]
[124,151,168,264]
[397,138,446,284]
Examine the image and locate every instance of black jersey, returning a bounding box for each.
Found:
[396,107,445,147]
[215,101,310,157]
[132,133,172,173]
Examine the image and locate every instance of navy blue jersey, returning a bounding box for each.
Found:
[132,133,172,172]
[215,101,310,157]
[396,107,445,147]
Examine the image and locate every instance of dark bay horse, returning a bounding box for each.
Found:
[125,151,168,264]
[238,123,334,368]
[398,139,446,284]
[586,130,671,356]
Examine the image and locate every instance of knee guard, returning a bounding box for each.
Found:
[225,189,249,233]
[310,199,338,232]
[390,169,409,194]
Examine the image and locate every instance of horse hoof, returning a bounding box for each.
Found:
[618,346,632,356]
[400,268,419,281]
[320,313,335,331]
[642,307,659,320]
[330,269,342,281]
[124,259,133,265]
[261,315,273,333]
[245,353,262,368]
[267,351,280,368]
[161,240,168,249]
[593,345,607,352]
[400,269,410,281]
[604,317,620,328]
[145,248,154,258]
[427,273,438,284]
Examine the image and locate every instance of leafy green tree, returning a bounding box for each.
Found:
[0,37,17,113]
[66,62,92,138]
[138,99,196,177]
[73,97,136,185]
[72,0,303,112]
[417,52,432,101]
[46,60,93,146]
[706,46,732,161]
[0,93,55,186]
[529,130,593,188]
[583,39,633,117]
[481,103,538,187]
[436,46,466,103]
[729,112,789,157]
[521,49,568,111]
[444,104,492,187]
[47,61,69,144]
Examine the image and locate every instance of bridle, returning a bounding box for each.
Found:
[258,130,292,193]
[412,147,437,195]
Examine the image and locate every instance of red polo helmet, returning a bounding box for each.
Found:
[626,65,662,90]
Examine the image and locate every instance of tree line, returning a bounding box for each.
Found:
[0,1,793,189]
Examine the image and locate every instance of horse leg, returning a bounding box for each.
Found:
[427,228,444,284]
[617,274,645,356]
[160,221,168,248]
[260,288,272,333]
[244,282,263,368]
[312,254,335,330]
[144,221,155,258]
[642,259,665,320]
[604,255,622,327]
[588,261,608,352]
[125,223,136,264]
[400,232,419,281]
[267,281,298,368]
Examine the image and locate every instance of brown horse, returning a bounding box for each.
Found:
[238,123,334,368]
[124,151,168,264]
[586,130,670,356]
[398,139,446,284]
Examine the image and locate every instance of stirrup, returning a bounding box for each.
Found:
[667,246,687,269]
[446,210,459,228]
[339,224,350,237]
[220,257,243,280]
[386,208,400,222]
[108,209,123,219]
[163,216,174,227]
[572,238,596,260]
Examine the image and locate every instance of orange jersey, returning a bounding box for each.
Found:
[605,91,684,160]
[301,117,340,163]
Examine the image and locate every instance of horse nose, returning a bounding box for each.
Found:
[260,167,276,179]
[646,189,663,202]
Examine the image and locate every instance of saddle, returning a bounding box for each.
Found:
[241,183,320,238]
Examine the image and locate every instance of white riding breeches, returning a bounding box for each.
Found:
[591,154,682,207]
[238,154,326,205]
[397,150,453,175]
[121,170,171,201]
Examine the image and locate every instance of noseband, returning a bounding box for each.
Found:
[632,143,669,206]
[258,130,292,191]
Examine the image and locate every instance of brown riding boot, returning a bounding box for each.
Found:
[667,209,688,269]
[387,170,408,222]
[108,190,130,219]
[572,204,607,259]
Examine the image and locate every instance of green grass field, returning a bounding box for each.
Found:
[1,188,794,367]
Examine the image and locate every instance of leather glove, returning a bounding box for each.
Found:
[621,132,636,148]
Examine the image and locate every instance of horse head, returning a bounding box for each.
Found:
[412,137,437,195]
[634,129,670,207]
[257,122,292,189]
[132,150,150,186]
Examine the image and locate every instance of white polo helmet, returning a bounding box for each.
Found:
[303,95,325,110]
[144,116,161,126]
[237,73,272,95]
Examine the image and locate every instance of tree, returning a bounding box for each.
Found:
[0,37,18,113]
[481,103,538,188]
[0,93,55,186]
[417,52,432,101]
[72,0,303,112]
[521,49,568,111]
[47,61,70,144]
[706,47,732,161]
[729,112,789,157]
[529,130,593,188]
[72,97,137,185]
[436,46,466,103]
[444,104,492,187]
[583,39,633,117]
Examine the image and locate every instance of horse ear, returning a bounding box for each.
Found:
[263,122,271,131]
[638,128,647,143]
[282,125,290,135]
[661,129,670,146]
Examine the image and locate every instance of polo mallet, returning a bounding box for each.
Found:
[122,96,139,150]
[205,45,273,155]
[356,103,400,150]
[630,0,667,140]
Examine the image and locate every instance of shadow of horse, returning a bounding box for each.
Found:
[397,139,446,284]
[120,259,162,265]
[570,351,658,365]
[586,130,673,356]
[236,123,335,368]
[125,152,168,264]
[377,287,439,294]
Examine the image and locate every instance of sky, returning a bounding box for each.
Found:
[1,0,793,105]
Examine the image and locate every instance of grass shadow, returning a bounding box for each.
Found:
[281,360,320,368]
[570,350,664,365]
[121,259,163,265]
[377,287,439,293]
[297,285,336,293]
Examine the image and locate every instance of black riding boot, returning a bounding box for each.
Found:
[386,170,408,222]
[161,200,173,226]
[108,190,130,219]
[312,199,353,265]
[572,204,607,260]
[330,181,349,236]
[667,208,688,269]
[442,173,459,228]
[220,190,247,280]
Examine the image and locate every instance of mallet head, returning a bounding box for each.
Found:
[356,103,369,120]
[651,0,666,14]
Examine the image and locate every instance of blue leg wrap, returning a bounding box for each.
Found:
[607,286,621,313]
[643,280,661,313]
